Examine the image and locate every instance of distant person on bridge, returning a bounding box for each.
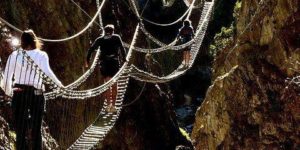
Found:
[86,24,126,113]
[178,20,194,67]
[1,30,64,150]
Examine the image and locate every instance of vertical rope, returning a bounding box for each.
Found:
[111,0,121,32]
[186,0,196,19]
[96,0,104,29]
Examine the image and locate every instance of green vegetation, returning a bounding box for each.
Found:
[209,24,234,57]
[9,131,16,150]
[179,127,191,141]
[208,0,242,58]
[234,1,242,18]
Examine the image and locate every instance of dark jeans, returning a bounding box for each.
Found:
[12,85,45,150]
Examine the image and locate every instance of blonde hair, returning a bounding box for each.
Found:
[21,29,43,50]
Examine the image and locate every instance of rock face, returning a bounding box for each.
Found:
[0,112,58,149]
[0,117,12,150]
[192,0,300,149]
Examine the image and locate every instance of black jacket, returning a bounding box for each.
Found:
[87,34,126,63]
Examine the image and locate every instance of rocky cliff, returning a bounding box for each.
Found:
[192,0,300,149]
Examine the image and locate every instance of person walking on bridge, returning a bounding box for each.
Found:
[178,20,194,67]
[1,29,64,150]
[86,24,126,113]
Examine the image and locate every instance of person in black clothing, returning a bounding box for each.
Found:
[178,20,194,67]
[85,24,126,112]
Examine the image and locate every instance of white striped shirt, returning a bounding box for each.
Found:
[1,49,63,96]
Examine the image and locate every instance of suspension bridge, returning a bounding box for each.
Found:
[0,0,215,149]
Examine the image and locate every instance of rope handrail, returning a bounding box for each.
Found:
[44,54,129,100]
[44,24,140,100]
[0,24,138,101]
[69,0,175,51]
[6,47,101,100]
[129,0,197,26]
[66,49,101,89]
[128,1,212,53]
[70,0,102,27]
[68,70,131,150]
[68,0,200,53]
[0,17,23,33]
[44,48,101,99]
[96,0,104,29]
[67,25,140,149]
[0,0,107,42]
[183,0,202,8]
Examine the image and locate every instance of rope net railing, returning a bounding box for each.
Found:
[129,1,212,53]
[0,21,137,101]
[43,48,101,99]
[68,0,200,53]
[96,0,104,30]
[130,1,214,83]
[0,45,102,101]
[45,61,131,100]
[126,0,195,48]
[0,0,201,53]
[0,49,131,150]
[0,24,139,150]
[65,49,100,89]
[68,0,179,53]
[66,25,139,149]
[44,24,139,100]
[68,67,131,150]
[122,21,180,51]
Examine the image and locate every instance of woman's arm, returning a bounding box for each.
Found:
[40,52,63,87]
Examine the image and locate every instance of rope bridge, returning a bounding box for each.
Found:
[0,0,215,149]
[130,1,213,83]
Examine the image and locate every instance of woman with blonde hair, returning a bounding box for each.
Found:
[1,29,63,150]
